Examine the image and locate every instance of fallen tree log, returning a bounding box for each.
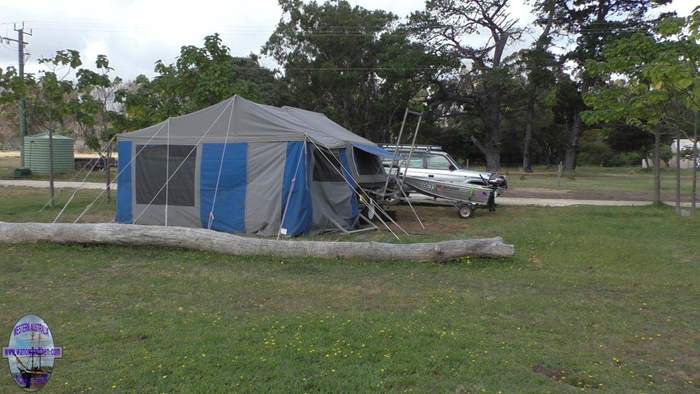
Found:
[0,222,514,262]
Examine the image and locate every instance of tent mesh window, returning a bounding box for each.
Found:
[353,148,384,175]
[135,145,196,206]
[313,148,345,182]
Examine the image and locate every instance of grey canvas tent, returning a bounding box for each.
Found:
[115,95,391,236]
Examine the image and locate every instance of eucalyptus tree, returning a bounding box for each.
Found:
[264,0,434,142]
[408,0,524,171]
[517,0,557,172]
[536,0,672,172]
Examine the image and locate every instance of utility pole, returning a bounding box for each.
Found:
[1,23,32,167]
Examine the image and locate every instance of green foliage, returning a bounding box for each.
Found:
[118,34,287,131]
[532,0,670,171]
[605,123,656,161]
[577,129,615,166]
[539,0,672,76]
[0,49,122,152]
[583,9,700,137]
[31,50,83,131]
[0,66,24,104]
[74,55,123,151]
[263,0,435,141]
[659,144,674,165]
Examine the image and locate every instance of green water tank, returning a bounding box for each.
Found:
[23,132,75,175]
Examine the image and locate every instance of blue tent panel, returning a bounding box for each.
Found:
[115,141,132,223]
[281,141,313,236]
[353,144,395,158]
[200,143,247,233]
[338,148,359,222]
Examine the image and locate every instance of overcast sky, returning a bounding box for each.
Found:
[0,0,694,80]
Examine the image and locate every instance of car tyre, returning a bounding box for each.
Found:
[457,204,473,219]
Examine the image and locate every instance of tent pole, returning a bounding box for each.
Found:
[401,112,423,188]
[132,100,233,225]
[395,179,425,230]
[308,140,401,239]
[74,122,168,223]
[277,137,307,240]
[397,112,424,230]
[51,135,116,222]
[208,101,235,229]
[357,213,379,231]
[307,138,405,239]
[41,148,103,212]
[325,215,351,234]
[381,108,409,197]
[165,119,170,227]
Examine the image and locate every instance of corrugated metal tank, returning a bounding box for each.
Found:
[24,132,75,174]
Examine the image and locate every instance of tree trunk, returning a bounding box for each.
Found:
[48,127,55,208]
[675,132,681,215]
[471,136,501,172]
[484,148,501,172]
[477,74,504,172]
[544,145,553,169]
[487,99,502,172]
[522,97,535,173]
[692,112,698,216]
[653,131,662,204]
[563,111,582,173]
[0,222,515,261]
[106,147,112,202]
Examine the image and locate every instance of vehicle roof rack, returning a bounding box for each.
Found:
[380,144,443,152]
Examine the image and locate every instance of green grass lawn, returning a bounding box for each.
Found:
[502,165,697,199]
[0,187,698,392]
[4,153,696,201]
[0,156,116,183]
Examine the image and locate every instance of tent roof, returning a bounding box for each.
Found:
[117,95,375,149]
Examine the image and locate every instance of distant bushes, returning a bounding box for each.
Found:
[577,147,643,167]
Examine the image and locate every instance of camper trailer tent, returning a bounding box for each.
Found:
[115,95,389,236]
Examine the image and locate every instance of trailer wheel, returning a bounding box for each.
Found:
[457,204,473,219]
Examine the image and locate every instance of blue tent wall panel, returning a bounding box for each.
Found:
[338,148,359,221]
[200,143,248,233]
[281,141,313,236]
[116,141,133,223]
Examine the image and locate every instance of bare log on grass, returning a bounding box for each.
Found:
[0,222,514,261]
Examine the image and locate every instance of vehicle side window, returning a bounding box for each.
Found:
[426,154,452,170]
[400,152,425,169]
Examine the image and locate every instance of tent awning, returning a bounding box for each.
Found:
[353,144,395,158]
